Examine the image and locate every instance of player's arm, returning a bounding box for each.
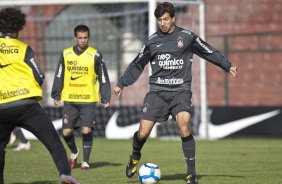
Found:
[51,53,65,106]
[114,44,151,97]
[24,46,45,86]
[192,34,237,77]
[95,52,111,108]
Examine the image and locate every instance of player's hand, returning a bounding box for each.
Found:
[113,86,123,98]
[54,99,61,106]
[229,66,237,78]
[104,102,110,108]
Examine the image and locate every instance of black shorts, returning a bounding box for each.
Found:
[141,90,192,123]
[62,102,96,129]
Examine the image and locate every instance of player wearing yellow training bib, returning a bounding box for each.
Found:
[0,7,81,184]
[51,25,111,170]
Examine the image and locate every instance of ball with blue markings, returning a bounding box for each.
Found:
[138,163,161,184]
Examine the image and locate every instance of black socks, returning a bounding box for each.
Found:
[82,132,93,163]
[63,134,78,154]
[181,134,196,176]
[132,131,146,159]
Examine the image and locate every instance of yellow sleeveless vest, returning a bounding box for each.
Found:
[0,38,42,104]
[61,46,100,102]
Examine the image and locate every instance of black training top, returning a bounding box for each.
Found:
[117,26,232,92]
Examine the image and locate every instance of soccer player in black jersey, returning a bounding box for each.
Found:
[0,7,80,184]
[113,2,237,184]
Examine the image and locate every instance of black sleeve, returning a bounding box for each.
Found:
[95,52,111,103]
[24,46,45,86]
[51,53,65,100]
[192,34,231,72]
[117,43,151,89]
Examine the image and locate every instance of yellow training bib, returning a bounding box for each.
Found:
[61,47,100,102]
[0,38,42,104]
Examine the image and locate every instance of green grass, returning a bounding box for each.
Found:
[4,138,282,184]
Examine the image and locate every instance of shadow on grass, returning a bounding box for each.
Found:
[91,161,122,168]
[74,161,121,169]
[11,181,57,184]
[101,173,245,184]
[162,173,245,181]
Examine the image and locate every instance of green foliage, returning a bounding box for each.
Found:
[5,138,282,184]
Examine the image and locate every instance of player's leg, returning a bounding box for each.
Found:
[62,102,79,169]
[176,112,197,183]
[13,127,30,151]
[8,131,16,145]
[20,103,80,183]
[126,92,169,178]
[171,91,198,184]
[134,120,155,158]
[79,103,96,170]
[81,126,92,170]
[0,139,9,184]
[0,107,18,184]
[126,119,155,178]
[63,128,78,169]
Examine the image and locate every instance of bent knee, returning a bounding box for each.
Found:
[63,129,73,137]
[81,127,91,134]
[138,131,150,140]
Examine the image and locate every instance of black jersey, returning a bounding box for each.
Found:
[117,26,232,92]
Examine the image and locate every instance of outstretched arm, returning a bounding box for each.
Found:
[192,35,232,72]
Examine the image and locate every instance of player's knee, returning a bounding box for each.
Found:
[138,130,150,140]
[81,127,91,134]
[178,123,191,136]
[62,129,73,137]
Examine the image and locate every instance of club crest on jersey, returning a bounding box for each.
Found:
[142,103,149,114]
[63,114,69,124]
[177,37,184,48]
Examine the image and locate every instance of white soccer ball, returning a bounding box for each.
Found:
[138,163,161,184]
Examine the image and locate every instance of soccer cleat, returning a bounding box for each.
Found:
[126,154,141,178]
[186,174,198,184]
[69,149,79,169]
[81,161,90,171]
[13,142,31,151]
[60,174,81,184]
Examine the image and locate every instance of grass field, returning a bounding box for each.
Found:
[4,138,282,184]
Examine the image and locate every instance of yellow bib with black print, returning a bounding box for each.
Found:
[0,38,42,104]
[61,46,99,102]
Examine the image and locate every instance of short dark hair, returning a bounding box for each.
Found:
[0,7,26,34]
[154,2,175,19]
[74,25,90,37]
